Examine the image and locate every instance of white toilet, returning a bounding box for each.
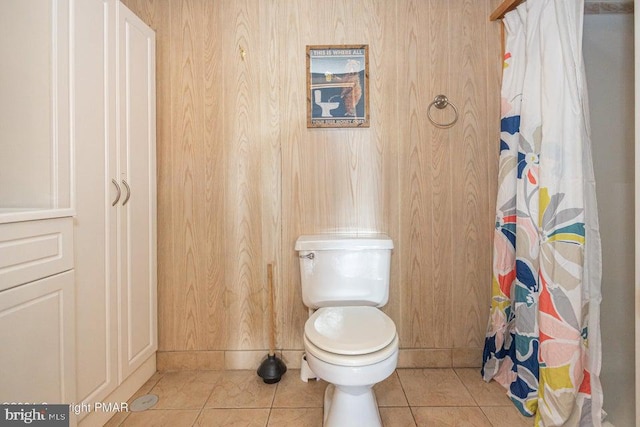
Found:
[295,234,398,427]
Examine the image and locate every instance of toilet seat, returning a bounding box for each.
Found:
[304,306,397,355]
[304,333,398,367]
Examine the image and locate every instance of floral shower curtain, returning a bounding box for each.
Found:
[482,1,604,426]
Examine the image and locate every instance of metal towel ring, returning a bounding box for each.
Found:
[427,95,459,128]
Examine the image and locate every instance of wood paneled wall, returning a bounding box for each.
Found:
[122,0,502,363]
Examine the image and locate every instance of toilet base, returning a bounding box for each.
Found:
[323,383,382,427]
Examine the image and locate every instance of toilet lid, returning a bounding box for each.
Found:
[304,306,396,355]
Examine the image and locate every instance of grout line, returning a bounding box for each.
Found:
[265,408,272,427]
[264,378,280,426]
[394,369,412,406]
[452,367,482,408]
[191,408,203,427]
[394,368,419,425]
[381,405,416,408]
[199,372,218,413]
[478,406,493,427]
[479,406,508,427]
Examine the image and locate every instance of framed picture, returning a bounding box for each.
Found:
[306,45,369,128]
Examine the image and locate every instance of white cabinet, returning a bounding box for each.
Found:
[74,0,156,423]
[0,0,76,409]
[0,217,76,405]
[0,267,76,404]
[0,0,154,419]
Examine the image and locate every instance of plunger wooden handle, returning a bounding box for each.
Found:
[267,264,276,356]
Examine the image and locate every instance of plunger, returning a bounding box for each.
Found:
[257,264,287,384]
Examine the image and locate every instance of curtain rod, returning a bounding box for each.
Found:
[490,0,525,21]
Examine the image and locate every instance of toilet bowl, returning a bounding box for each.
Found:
[295,234,396,427]
[303,306,399,427]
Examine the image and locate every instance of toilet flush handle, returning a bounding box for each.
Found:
[299,252,315,260]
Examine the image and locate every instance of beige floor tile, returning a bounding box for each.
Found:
[481,406,534,427]
[195,408,270,427]
[103,412,129,427]
[397,369,475,406]
[143,370,166,389]
[121,409,200,427]
[103,372,165,426]
[412,407,492,427]
[272,370,327,408]
[127,371,165,406]
[380,407,417,427]
[267,408,323,427]
[150,370,222,409]
[454,368,512,406]
[374,371,409,407]
[205,370,276,408]
[119,369,539,427]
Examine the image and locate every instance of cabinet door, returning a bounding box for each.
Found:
[118,3,157,381]
[74,0,118,407]
[0,271,76,403]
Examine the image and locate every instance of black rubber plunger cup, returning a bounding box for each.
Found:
[258,353,287,384]
[257,264,287,384]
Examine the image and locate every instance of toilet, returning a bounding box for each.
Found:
[295,234,398,427]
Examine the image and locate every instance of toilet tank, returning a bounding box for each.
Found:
[295,234,394,309]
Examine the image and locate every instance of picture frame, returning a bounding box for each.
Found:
[306,45,370,128]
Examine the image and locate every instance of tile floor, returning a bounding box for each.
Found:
[104,369,533,426]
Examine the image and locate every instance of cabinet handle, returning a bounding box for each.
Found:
[122,179,131,206]
[111,179,121,206]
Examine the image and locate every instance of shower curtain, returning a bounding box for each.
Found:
[482,1,603,426]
